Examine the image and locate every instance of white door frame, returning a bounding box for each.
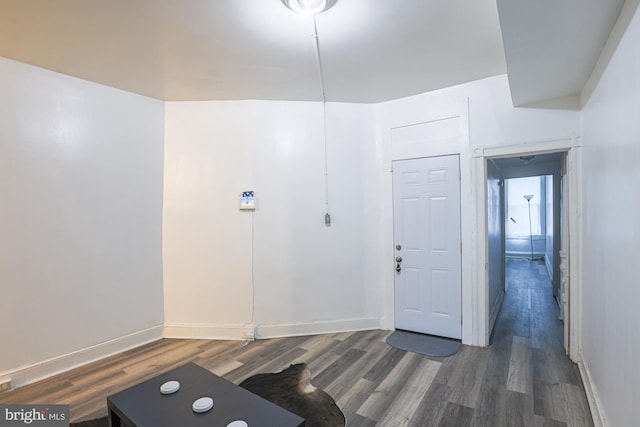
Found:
[379,108,472,344]
[471,137,582,361]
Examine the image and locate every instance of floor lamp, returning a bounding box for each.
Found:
[523,194,534,260]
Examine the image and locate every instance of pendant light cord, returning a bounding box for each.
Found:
[312,15,330,216]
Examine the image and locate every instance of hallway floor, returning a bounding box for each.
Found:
[486,257,594,427]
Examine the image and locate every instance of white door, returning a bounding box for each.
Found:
[393,155,462,339]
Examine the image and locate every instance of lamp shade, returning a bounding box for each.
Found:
[281,0,337,16]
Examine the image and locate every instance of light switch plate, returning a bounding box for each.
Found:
[240,191,256,210]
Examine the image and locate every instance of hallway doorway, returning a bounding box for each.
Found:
[486,152,567,352]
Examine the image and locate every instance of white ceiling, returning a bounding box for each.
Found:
[0,0,627,105]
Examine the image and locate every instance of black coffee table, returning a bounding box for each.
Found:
[107,362,305,427]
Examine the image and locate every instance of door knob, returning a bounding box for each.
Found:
[396,256,403,263]
[395,256,402,273]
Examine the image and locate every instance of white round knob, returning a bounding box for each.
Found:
[160,381,180,395]
[192,396,214,413]
[227,421,248,427]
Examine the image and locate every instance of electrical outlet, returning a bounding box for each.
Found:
[0,379,12,393]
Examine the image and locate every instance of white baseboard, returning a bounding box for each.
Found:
[488,290,505,336]
[578,351,608,427]
[256,317,381,339]
[2,325,163,389]
[163,323,255,340]
[164,318,382,340]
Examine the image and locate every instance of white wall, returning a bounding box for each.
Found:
[579,4,640,426]
[374,74,580,345]
[162,102,254,338]
[163,100,381,339]
[253,102,381,335]
[0,58,165,386]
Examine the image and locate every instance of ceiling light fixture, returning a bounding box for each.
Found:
[281,0,337,16]
[520,155,535,165]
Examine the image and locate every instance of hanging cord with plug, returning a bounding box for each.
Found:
[312,15,331,226]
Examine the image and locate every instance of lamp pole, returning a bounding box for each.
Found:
[523,194,534,260]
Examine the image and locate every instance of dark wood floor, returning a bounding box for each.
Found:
[0,259,593,426]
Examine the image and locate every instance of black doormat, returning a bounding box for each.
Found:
[386,330,461,357]
[71,363,344,427]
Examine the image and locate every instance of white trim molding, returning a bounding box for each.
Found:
[566,146,583,362]
[0,325,163,389]
[472,136,578,159]
[163,323,255,340]
[578,353,608,427]
[163,318,381,340]
[256,317,381,339]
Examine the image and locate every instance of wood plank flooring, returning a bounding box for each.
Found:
[0,259,593,426]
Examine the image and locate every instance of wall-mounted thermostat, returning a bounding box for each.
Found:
[240,191,256,210]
